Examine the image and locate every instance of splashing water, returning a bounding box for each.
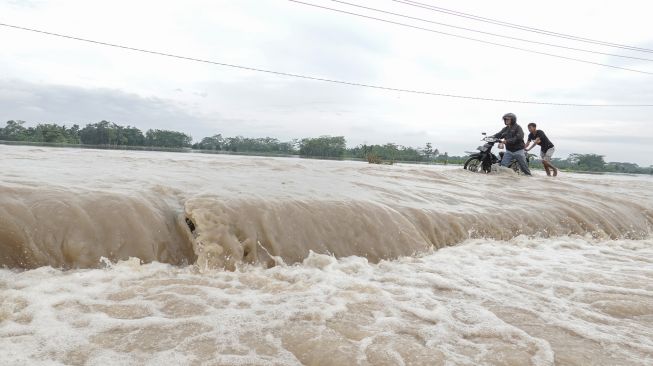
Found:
[1,145,652,365]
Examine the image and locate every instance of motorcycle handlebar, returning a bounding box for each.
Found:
[482,136,500,142]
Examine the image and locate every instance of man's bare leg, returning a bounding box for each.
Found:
[544,161,557,176]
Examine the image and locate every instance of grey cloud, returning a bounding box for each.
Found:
[0,79,210,138]
[196,74,368,112]
[534,77,653,105]
[562,134,651,145]
[532,41,653,107]
[287,10,390,56]
[258,10,391,83]
[7,0,43,8]
[0,76,374,145]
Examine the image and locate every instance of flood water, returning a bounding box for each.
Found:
[1,145,652,365]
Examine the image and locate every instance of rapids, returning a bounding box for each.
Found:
[1,145,652,365]
[1,145,651,269]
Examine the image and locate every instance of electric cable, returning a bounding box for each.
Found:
[288,0,653,76]
[1,22,651,107]
[391,0,653,54]
[326,0,653,62]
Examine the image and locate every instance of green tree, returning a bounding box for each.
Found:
[423,142,434,160]
[80,120,116,145]
[118,126,145,146]
[80,121,144,146]
[33,123,67,143]
[218,136,295,153]
[568,153,606,171]
[438,152,449,165]
[0,120,29,141]
[195,134,224,150]
[349,142,427,162]
[299,136,346,157]
[145,129,192,148]
[66,124,81,144]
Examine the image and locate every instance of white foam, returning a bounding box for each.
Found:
[1,236,652,365]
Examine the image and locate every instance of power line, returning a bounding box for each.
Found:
[1,22,652,107]
[289,0,653,76]
[395,0,653,53]
[328,0,653,63]
[392,0,653,54]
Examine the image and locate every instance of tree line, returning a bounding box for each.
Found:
[549,154,651,174]
[1,120,650,174]
[0,120,192,148]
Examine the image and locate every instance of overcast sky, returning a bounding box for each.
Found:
[1,0,652,165]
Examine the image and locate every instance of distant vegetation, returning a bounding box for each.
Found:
[195,134,296,154]
[299,136,346,158]
[1,120,651,174]
[0,120,191,148]
[545,154,649,174]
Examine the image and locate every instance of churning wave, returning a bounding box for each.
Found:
[2,171,651,269]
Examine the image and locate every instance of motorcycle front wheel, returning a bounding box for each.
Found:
[464,157,483,173]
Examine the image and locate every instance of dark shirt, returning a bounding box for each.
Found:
[528,130,554,153]
[493,123,525,152]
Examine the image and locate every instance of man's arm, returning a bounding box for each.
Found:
[505,125,524,144]
[525,137,541,151]
[524,133,533,150]
[493,127,507,139]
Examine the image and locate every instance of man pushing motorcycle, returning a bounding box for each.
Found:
[493,113,532,176]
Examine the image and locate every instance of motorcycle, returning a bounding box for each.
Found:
[464,133,531,174]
